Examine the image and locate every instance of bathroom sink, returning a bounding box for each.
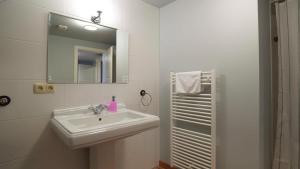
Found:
[51,104,160,149]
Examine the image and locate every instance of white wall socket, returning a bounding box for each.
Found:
[33,83,55,94]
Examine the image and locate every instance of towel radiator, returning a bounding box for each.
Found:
[170,70,216,169]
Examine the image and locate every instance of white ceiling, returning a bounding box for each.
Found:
[142,0,176,8]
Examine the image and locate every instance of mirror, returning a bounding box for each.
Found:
[47,13,129,84]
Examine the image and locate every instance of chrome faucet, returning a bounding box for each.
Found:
[89,104,108,115]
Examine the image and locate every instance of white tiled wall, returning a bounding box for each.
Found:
[0,0,160,169]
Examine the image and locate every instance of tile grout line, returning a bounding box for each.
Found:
[0,113,51,122]
[0,154,29,166]
[0,35,45,45]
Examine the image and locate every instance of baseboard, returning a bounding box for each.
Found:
[159,160,177,169]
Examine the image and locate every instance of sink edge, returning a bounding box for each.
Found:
[51,116,160,149]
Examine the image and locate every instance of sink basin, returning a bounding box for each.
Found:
[51,104,160,149]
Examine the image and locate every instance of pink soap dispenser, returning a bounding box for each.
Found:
[108,96,117,112]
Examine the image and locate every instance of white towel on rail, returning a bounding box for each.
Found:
[175,71,202,94]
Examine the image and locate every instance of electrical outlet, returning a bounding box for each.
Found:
[33,83,47,94]
[33,83,55,94]
[46,84,55,93]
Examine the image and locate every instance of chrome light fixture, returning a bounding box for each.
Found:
[91,11,102,25]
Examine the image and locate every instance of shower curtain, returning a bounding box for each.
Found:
[272,1,299,169]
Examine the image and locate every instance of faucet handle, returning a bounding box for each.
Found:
[96,104,108,109]
[88,105,96,111]
[89,104,108,114]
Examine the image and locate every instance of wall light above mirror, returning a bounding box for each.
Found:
[47,13,129,84]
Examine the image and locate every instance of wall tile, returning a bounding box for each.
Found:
[0,116,49,162]
[0,0,48,43]
[64,83,145,110]
[0,0,160,168]
[14,81,65,117]
[0,38,46,80]
[0,80,65,121]
[129,54,159,86]
[18,0,65,13]
[123,0,159,57]
[0,116,88,169]
[0,82,19,121]
[0,157,29,169]
[64,84,113,107]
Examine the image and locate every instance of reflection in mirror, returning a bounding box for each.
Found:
[47,13,128,84]
[76,47,102,83]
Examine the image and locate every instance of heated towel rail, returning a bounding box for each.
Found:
[170,71,216,169]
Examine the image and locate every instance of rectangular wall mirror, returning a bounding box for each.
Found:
[47,13,129,84]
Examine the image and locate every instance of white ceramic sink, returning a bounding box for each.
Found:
[51,104,160,149]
